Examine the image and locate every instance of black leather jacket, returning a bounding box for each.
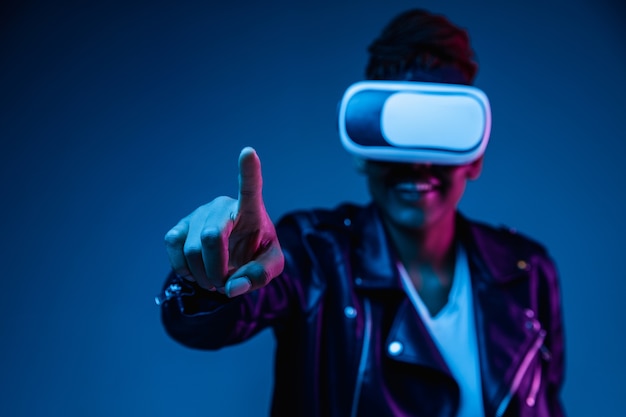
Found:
[160,203,565,417]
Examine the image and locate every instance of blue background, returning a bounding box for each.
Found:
[1,0,625,416]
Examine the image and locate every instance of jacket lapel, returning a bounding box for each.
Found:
[351,204,453,377]
[384,298,453,375]
[460,216,546,416]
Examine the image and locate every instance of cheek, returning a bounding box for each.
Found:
[438,169,468,201]
[445,176,469,203]
[451,182,468,201]
[366,177,386,201]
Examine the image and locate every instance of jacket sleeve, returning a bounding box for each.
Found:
[158,271,296,350]
[158,213,311,351]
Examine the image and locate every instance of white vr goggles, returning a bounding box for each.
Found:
[337,81,491,165]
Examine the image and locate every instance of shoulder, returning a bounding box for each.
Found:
[460,214,559,283]
[274,203,377,265]
[463,215,550,259]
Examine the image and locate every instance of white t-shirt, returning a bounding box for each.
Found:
[398,245,485,417]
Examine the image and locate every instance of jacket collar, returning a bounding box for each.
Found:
[350,203,531,288]
[457,213,535,284]
[350,203,403,291]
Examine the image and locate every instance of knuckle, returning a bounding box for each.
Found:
[259,270,271,287]
[183,242,202,257]
[200,227,223,246]
[193,197,234,217]
[213,195,233,204]
[164,228,184,246]
[212,196,237,211]
[249,262,271,287]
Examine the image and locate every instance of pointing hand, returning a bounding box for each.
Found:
[164,147,284,297]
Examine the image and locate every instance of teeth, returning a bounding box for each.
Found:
[395,182,436,192]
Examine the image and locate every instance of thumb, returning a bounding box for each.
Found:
[224,242,285,297]
[237,147,264,216]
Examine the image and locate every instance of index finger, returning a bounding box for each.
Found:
[237,147,264,214]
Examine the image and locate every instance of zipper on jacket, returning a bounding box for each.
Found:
[350,298,372,417]
[494,329,546,417]
[525,345,551,408]
[525,362,542,407]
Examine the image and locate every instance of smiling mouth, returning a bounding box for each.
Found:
[391,179,441,202]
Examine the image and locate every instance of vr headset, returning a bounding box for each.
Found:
[337,81,491,165]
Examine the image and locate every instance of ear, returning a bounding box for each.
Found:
[466,156,484,180]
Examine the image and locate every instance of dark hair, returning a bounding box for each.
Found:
[366,9,478,85]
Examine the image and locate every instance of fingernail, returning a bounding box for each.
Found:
[226,277,251,298]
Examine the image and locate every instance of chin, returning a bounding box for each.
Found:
[387,206,429,231]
